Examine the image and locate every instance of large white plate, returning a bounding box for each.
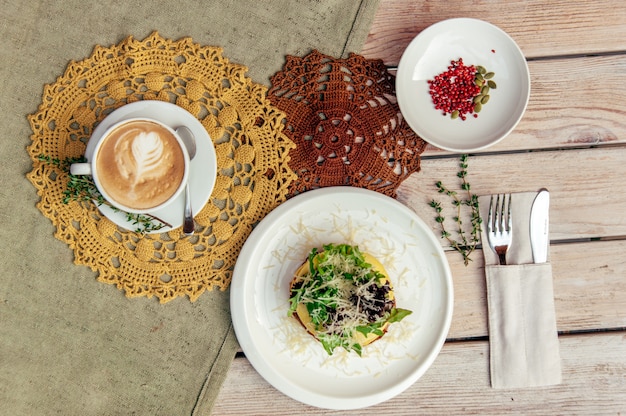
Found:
[396,18,530,152]
[85,101,217,233]
[230,187,453,409]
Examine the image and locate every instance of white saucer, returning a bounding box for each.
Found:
[85,101,217,233]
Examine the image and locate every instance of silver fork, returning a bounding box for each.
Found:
[487,194,513,265]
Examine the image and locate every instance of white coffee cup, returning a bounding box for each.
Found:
[70,117,190,214]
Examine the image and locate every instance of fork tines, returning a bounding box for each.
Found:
[487,193,513,265]
[491,194,512,234]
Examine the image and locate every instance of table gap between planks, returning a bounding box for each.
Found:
[214,1,626,414]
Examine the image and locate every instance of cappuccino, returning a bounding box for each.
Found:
[95,120,186,210]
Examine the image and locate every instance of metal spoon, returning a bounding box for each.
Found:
[175,126,197,235]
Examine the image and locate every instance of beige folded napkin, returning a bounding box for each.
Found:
[479,191,562,388]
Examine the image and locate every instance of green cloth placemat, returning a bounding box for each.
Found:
[0,0,379,415]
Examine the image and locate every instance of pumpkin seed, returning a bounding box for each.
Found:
[474,102,482,113]
[473,95,483,104]
[488,80,497,89]
[481,85,490,95]
[476,65,487,74]
[481,94,490,104]
[451,110,460,119]
[484,72,495,79]
[475,79,484,87]
[475,73,484,82]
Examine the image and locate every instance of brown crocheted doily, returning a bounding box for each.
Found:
[268,50,426,198]
[26,32,296,303]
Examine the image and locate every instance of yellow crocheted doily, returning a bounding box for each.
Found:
[26,32,296,303]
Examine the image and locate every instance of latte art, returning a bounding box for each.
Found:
[96,120,186,210]
[115,130,167,185]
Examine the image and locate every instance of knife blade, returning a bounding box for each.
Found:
[529,189,550,263]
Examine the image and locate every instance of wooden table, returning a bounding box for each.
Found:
[213,1,626,414]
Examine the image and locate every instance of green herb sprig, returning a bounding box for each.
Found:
[429,154,482,266]
[38,154,168,234]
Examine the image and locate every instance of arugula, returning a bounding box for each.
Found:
[355,307,413,340]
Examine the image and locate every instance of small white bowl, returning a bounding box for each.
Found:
[396,18,530,152]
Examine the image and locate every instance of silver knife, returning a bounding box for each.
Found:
[529,189,550,263]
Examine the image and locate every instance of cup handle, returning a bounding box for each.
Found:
[70,163,93,176]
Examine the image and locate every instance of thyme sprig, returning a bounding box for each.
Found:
[429,154,482,266]
[38,154,168,234]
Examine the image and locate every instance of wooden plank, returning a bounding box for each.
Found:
[362,0,626,64]
[416,55,626,155]
[506,55,626,151]
[397,147,626,241]
[233,239,626,349]
[448,240,626,339]
[551,240,626,332]
[214,332,626,415]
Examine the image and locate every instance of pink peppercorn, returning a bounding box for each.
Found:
[428,58,481,120]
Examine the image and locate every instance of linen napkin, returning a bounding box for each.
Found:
[479,191,562,388]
